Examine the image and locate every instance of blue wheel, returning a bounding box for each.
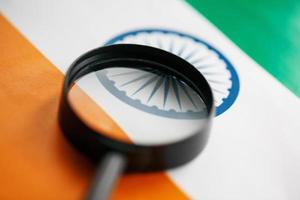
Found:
[101,29,239,117]
[97,67,208,119]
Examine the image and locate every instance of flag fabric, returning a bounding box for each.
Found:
[0,0,299,200]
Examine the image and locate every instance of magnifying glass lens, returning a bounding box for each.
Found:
[68,66,208,146]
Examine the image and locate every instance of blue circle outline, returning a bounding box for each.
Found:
[103,28,240,116]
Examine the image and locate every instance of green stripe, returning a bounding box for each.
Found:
[187,0,300,97]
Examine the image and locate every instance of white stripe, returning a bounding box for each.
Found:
[1,0,300,199]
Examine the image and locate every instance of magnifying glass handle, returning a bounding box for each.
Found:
[86,152,127,200]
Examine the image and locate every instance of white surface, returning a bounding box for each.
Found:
[1,0,300,199]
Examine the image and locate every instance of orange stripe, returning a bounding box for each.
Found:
[68,86,131,143]
[0,15,188,200]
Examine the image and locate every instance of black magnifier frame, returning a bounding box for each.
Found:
[58,44,214,200]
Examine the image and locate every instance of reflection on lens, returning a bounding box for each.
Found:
[68,66,208,146]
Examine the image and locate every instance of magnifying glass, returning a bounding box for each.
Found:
[58,44,214,200]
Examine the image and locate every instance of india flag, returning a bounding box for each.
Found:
[0,0,299,200]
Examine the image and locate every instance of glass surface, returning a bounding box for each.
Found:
[68,66,208,146]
